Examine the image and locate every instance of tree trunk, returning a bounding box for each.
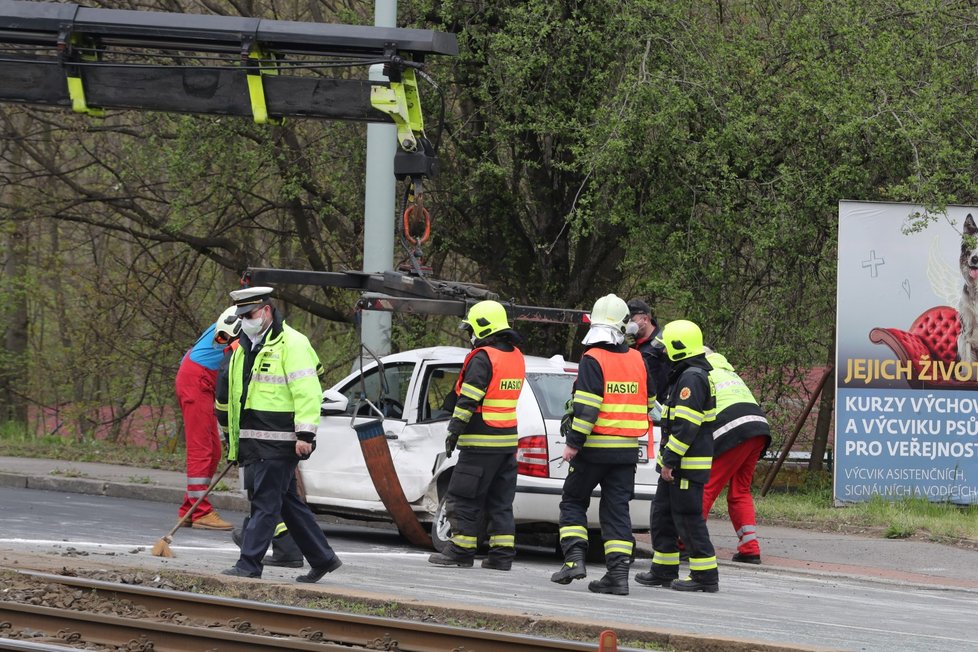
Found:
[0,125,28,426]
[809,331,836,474]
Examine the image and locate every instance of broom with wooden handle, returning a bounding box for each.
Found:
[151,461,235,558]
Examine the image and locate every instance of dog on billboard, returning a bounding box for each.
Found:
[958,214,978,363]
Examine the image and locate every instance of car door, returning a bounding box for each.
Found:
[393,361,463,503]
[301,361,414,505]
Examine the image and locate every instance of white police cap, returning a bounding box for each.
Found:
[229,286,274,316]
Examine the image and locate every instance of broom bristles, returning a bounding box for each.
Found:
[151,536,174,558]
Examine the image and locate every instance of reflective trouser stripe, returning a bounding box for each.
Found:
[489,534,515,548]
[689,556,718,571]
[737,524,757,544]
[274,522,288,538]
[451,534,478,549]
[559,525,588,542]
[604,539,633,556]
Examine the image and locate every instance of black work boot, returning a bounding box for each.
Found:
[428,551,474,567]
[266,532,304,568]
[481,556,513,571]
[551,545,587,584]
[732,552,761,564]
[672,573,719,593]
[588,557,630,595]
[635,568,676,587]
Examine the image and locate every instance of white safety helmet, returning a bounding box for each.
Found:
[587,294,630,333]
[213,306,241,345]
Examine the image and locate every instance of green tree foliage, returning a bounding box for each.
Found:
[2,0,978,450]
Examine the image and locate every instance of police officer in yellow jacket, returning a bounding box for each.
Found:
[428,300,526,570]
[636,319,719,592]
[218,286,341,582]
[551,294,654,596]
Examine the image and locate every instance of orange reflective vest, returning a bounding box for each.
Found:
[584,347,649,439]
[455,345,525,446]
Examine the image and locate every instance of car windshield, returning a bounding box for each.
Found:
[525,372,576,419]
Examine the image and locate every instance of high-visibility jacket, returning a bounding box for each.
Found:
[706,352,771,458]
[571,347,651,455]
[658,355,716,484]
[215,339,240,439]
[223,319,322,465]
[452,344,525,451]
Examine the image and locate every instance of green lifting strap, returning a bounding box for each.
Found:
[370,67,423,152]
[245,46,283,126]
[63,33,105,117]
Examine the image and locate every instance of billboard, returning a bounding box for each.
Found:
[836,200,978,505]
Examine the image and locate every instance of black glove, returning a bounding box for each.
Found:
[445,432,459,458]
[560,412,573,439]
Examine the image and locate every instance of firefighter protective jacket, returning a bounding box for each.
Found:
[706,352,772,458]
[450,334,526,453]
[569,343,653,464]
[219,312,322,465]
[658,354,717,483]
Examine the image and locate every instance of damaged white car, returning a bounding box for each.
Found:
[299,346,659,550]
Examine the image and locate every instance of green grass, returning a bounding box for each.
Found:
[0,422,185,472]
[740,473,978,546]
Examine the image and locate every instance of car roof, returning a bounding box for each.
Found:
[377,346,578,373]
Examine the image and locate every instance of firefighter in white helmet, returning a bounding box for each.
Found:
[550,294,654,596]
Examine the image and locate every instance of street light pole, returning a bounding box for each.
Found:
[360,0,398,356]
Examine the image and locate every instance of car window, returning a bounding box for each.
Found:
[418,365,461,423]
[339,362,415,419]
[525,372,576,419]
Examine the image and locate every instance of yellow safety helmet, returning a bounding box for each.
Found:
[588,294,630,332]
[658,319,704,361]
[460,300,511,340]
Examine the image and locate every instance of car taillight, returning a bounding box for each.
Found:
[517,435,549,478]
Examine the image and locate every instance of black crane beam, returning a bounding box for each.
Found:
[0,0,457,123]
[0,0,457,57]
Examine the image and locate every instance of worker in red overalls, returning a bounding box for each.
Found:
[701,348,771,564]
[173,307,240,529]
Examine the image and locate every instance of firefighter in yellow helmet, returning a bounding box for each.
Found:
[551,294,654,596]
[636,319,719,592]
[428,300,526,570]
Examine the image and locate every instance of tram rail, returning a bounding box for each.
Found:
[0,570,636,651]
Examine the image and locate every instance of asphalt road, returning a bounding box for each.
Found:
[1,486,977,651]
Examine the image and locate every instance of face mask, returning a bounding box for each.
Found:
[470,334,478,346]
[240,310,266,337]
[625,321,640,337]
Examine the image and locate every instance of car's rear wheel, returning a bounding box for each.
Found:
[430,489,488,553]
[431,493,453,553]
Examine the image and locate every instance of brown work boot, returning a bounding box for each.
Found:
[192,512,233,530]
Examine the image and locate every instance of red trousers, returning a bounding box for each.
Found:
[703,436,766,555]
[175,356,222,520]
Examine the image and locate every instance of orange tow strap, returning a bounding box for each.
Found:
[354,418,433,548]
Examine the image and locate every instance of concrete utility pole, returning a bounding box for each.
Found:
[360,0,398,357]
